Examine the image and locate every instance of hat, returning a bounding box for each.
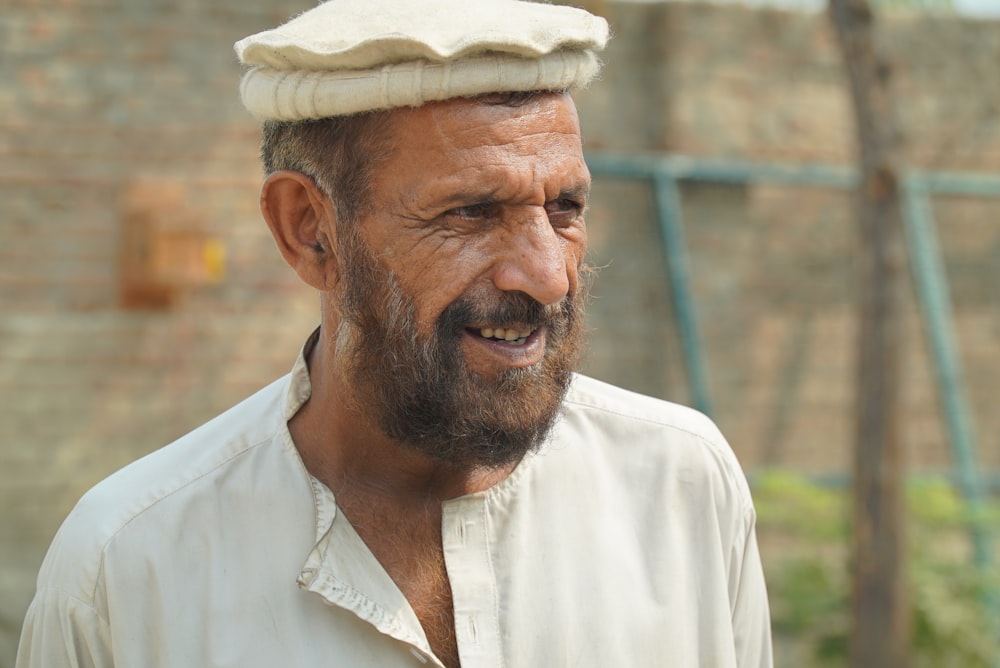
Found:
[235,0,609,121]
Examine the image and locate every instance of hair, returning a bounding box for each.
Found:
[258,89,560,227]
[260,111,394,227]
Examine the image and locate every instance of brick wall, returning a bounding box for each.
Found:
[0,1,320,661]
[3,1,1000,664]
[575,1,1000,478]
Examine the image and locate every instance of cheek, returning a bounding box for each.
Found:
[405,262,484,333]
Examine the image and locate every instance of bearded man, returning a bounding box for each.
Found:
[17,1,772,666]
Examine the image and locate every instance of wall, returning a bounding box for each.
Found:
[2,0,1000,664]
[574,1,1000,477]
[1,1,320,660]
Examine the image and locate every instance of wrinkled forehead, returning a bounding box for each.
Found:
[383,92,583,155]
[361,93,589,208]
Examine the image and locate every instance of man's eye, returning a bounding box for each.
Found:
[545,198,583,220]
[447,203,497,220]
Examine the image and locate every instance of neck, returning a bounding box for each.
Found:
[289,326,518,504]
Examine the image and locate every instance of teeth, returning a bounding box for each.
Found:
[478,326,533,342]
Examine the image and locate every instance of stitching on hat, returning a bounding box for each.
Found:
[380,65,391,108]
[306,72,323,116]
[557,51,569,88]
[493,55,502,89]
[442,62,452,100]
[413,60,424,106]
[290,71,302,119]
[274,70,289,119]
[555,51,568,88]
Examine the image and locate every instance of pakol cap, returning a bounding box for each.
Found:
[235,0,609,121]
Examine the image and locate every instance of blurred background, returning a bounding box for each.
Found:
[2,0,999,666]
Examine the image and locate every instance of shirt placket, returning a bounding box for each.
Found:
[441,495,503,668]
[298,478,442,666]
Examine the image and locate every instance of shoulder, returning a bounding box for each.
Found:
[563,373,726,443]
[555,373,753,517]
[34,374,302,606]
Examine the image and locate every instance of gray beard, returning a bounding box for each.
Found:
[334,236,586,470]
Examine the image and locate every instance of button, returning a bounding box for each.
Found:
[296,568,317,587]
[466,615,479,644]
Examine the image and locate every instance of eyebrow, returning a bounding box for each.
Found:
[436,186,590,211]
[412,177,592,214]
[442,191,502,207]
[559,182,592,203]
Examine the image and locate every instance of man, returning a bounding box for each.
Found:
[18,0,772,666]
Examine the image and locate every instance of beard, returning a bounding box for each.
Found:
[333,231,589,470]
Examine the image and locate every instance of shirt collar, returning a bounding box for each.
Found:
[285,326,563,659]
[283,328,432,652]
[283,326,320,423]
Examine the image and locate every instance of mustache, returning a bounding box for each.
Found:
[437,291,574,337]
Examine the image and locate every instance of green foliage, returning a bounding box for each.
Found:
[754,471,847,539]
[754,471,1000,667]
[907,479,1000,668]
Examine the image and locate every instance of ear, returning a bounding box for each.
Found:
[260,170,339,290]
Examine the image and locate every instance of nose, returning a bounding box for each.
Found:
[491,209,571,306]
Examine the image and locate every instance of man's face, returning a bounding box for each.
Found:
[334,93,591,469]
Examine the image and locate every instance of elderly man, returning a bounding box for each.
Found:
[17,1,772,666]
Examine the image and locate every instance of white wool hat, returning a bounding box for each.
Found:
[235,0,609,121]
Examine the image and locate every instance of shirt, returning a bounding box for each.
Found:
[17,341,773,668]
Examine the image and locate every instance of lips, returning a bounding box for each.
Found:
[461,324,546,370]
[476,326,535,345]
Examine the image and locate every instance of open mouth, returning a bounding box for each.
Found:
[469,326,536,346]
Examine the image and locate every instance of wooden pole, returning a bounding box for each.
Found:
[827,0,909,666]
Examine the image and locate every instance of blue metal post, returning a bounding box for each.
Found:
[650,171,714,417]
[902,175,997,650]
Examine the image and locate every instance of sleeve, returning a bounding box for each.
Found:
[730,509,774,668]
[15,588,114,668]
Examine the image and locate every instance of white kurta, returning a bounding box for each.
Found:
[18,343,772,668]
